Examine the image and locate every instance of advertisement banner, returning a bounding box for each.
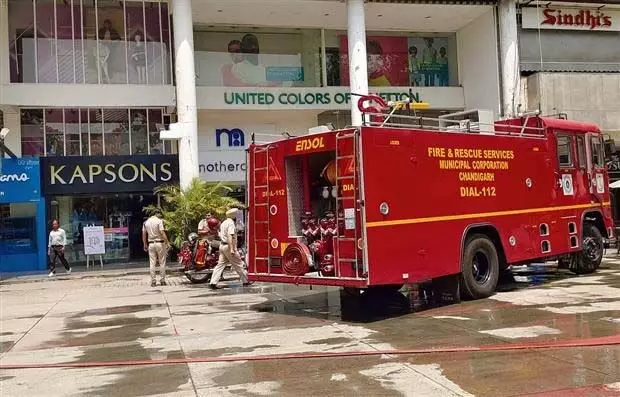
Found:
[339,36,409,87]
[83,226,106,255]
[407,37,450,87]
[195,32,305,87]
[41,155,179,195]
[0,158,41,203]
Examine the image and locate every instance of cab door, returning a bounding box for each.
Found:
[586,134,607,202]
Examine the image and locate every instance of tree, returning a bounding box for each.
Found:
[144,178,241,248]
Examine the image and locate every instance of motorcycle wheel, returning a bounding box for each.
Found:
[187,272,212,284]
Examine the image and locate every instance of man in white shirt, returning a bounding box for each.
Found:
[209,208,251,290]
[48,219,71,276]
[142,210,170,287]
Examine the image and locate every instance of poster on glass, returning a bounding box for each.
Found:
[339,36,409,87]
[407,37,449,87]
[195,32,304,87]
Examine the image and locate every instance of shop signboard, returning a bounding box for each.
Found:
[196,86,465,110]
[41,155,179,195]
[0,158,41,203]
[199,125,277,183]
[522,7,620,31]
[83,226,106,255]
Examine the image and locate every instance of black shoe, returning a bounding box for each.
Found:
[160,280,167,286]
[209,284,222,290]
[151,281,157,287]
[242,282,254,287]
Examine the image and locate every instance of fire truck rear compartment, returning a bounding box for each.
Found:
[251,138,365,282]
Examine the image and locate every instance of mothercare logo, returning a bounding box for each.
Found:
[216,128,245,148]
[0,173,30,183]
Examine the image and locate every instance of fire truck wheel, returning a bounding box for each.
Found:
[572,223,603,275]
[461,234,500,300]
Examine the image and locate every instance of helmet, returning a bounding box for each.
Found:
[207,217,220,229]
[188,232,198,243]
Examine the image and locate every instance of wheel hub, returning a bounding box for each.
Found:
[472,251,491,284]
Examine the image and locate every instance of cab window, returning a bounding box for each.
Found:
[591,136,605,168]
[576,136,586,168]
[557,135,573,167]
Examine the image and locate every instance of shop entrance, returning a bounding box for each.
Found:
[48,194,158,266]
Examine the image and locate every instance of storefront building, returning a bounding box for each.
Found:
[518,3,620,138]
[1,0,520,268]
[193,0,510,189]
[0,158,47,273]
[40,154,179,266]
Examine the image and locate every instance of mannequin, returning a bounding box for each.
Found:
[95,31,111,84]
[131,31,147,84]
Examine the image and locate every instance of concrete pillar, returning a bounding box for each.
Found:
[0,0,10,86]
[347,0,369,127]
[498,0,520,118]
[172,0,198,190]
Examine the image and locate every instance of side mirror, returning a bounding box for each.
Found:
[605,139,617,156]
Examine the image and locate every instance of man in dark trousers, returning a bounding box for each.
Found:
[48,219,71,277]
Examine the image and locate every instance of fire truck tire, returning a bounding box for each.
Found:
[572,223,603,275]
[461,234,500,300]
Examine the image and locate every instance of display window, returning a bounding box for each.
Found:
[19,107,174,157]
[49,194,158,265]
[194,28,321,87]
[325,31,457,88]
[0,203,38,257]
[8,0,172,85]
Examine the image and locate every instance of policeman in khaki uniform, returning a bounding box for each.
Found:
[142,210,170,287]
[209,208,252,290]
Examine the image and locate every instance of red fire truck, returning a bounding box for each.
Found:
[246,94,614,299]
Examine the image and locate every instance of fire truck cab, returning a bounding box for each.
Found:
[246,95,614,299]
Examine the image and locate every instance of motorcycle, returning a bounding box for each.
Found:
[177,216,248,284]
[178,232,221,284]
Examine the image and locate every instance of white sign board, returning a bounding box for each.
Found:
[83,226,106,255]
[196,86,465,111]
[198,124,279,183]
[522,7,620,32]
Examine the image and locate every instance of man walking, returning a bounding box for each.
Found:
[209,208,251,290]
[142,209,170,287]
[48,219,71,277]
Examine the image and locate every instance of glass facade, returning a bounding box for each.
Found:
[194,28,322,87]
[193,27,458,88]
[49,194,157,266]
[0,203,38,259]
[8,0,172,85]
[324,31,458,88]
[20,108,175,157]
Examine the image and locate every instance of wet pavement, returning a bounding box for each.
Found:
[1,258,619,396]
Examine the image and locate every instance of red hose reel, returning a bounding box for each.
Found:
[282,243,313,276]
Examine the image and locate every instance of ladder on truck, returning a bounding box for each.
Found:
[251,146,272,274]
[334,130,362,279]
